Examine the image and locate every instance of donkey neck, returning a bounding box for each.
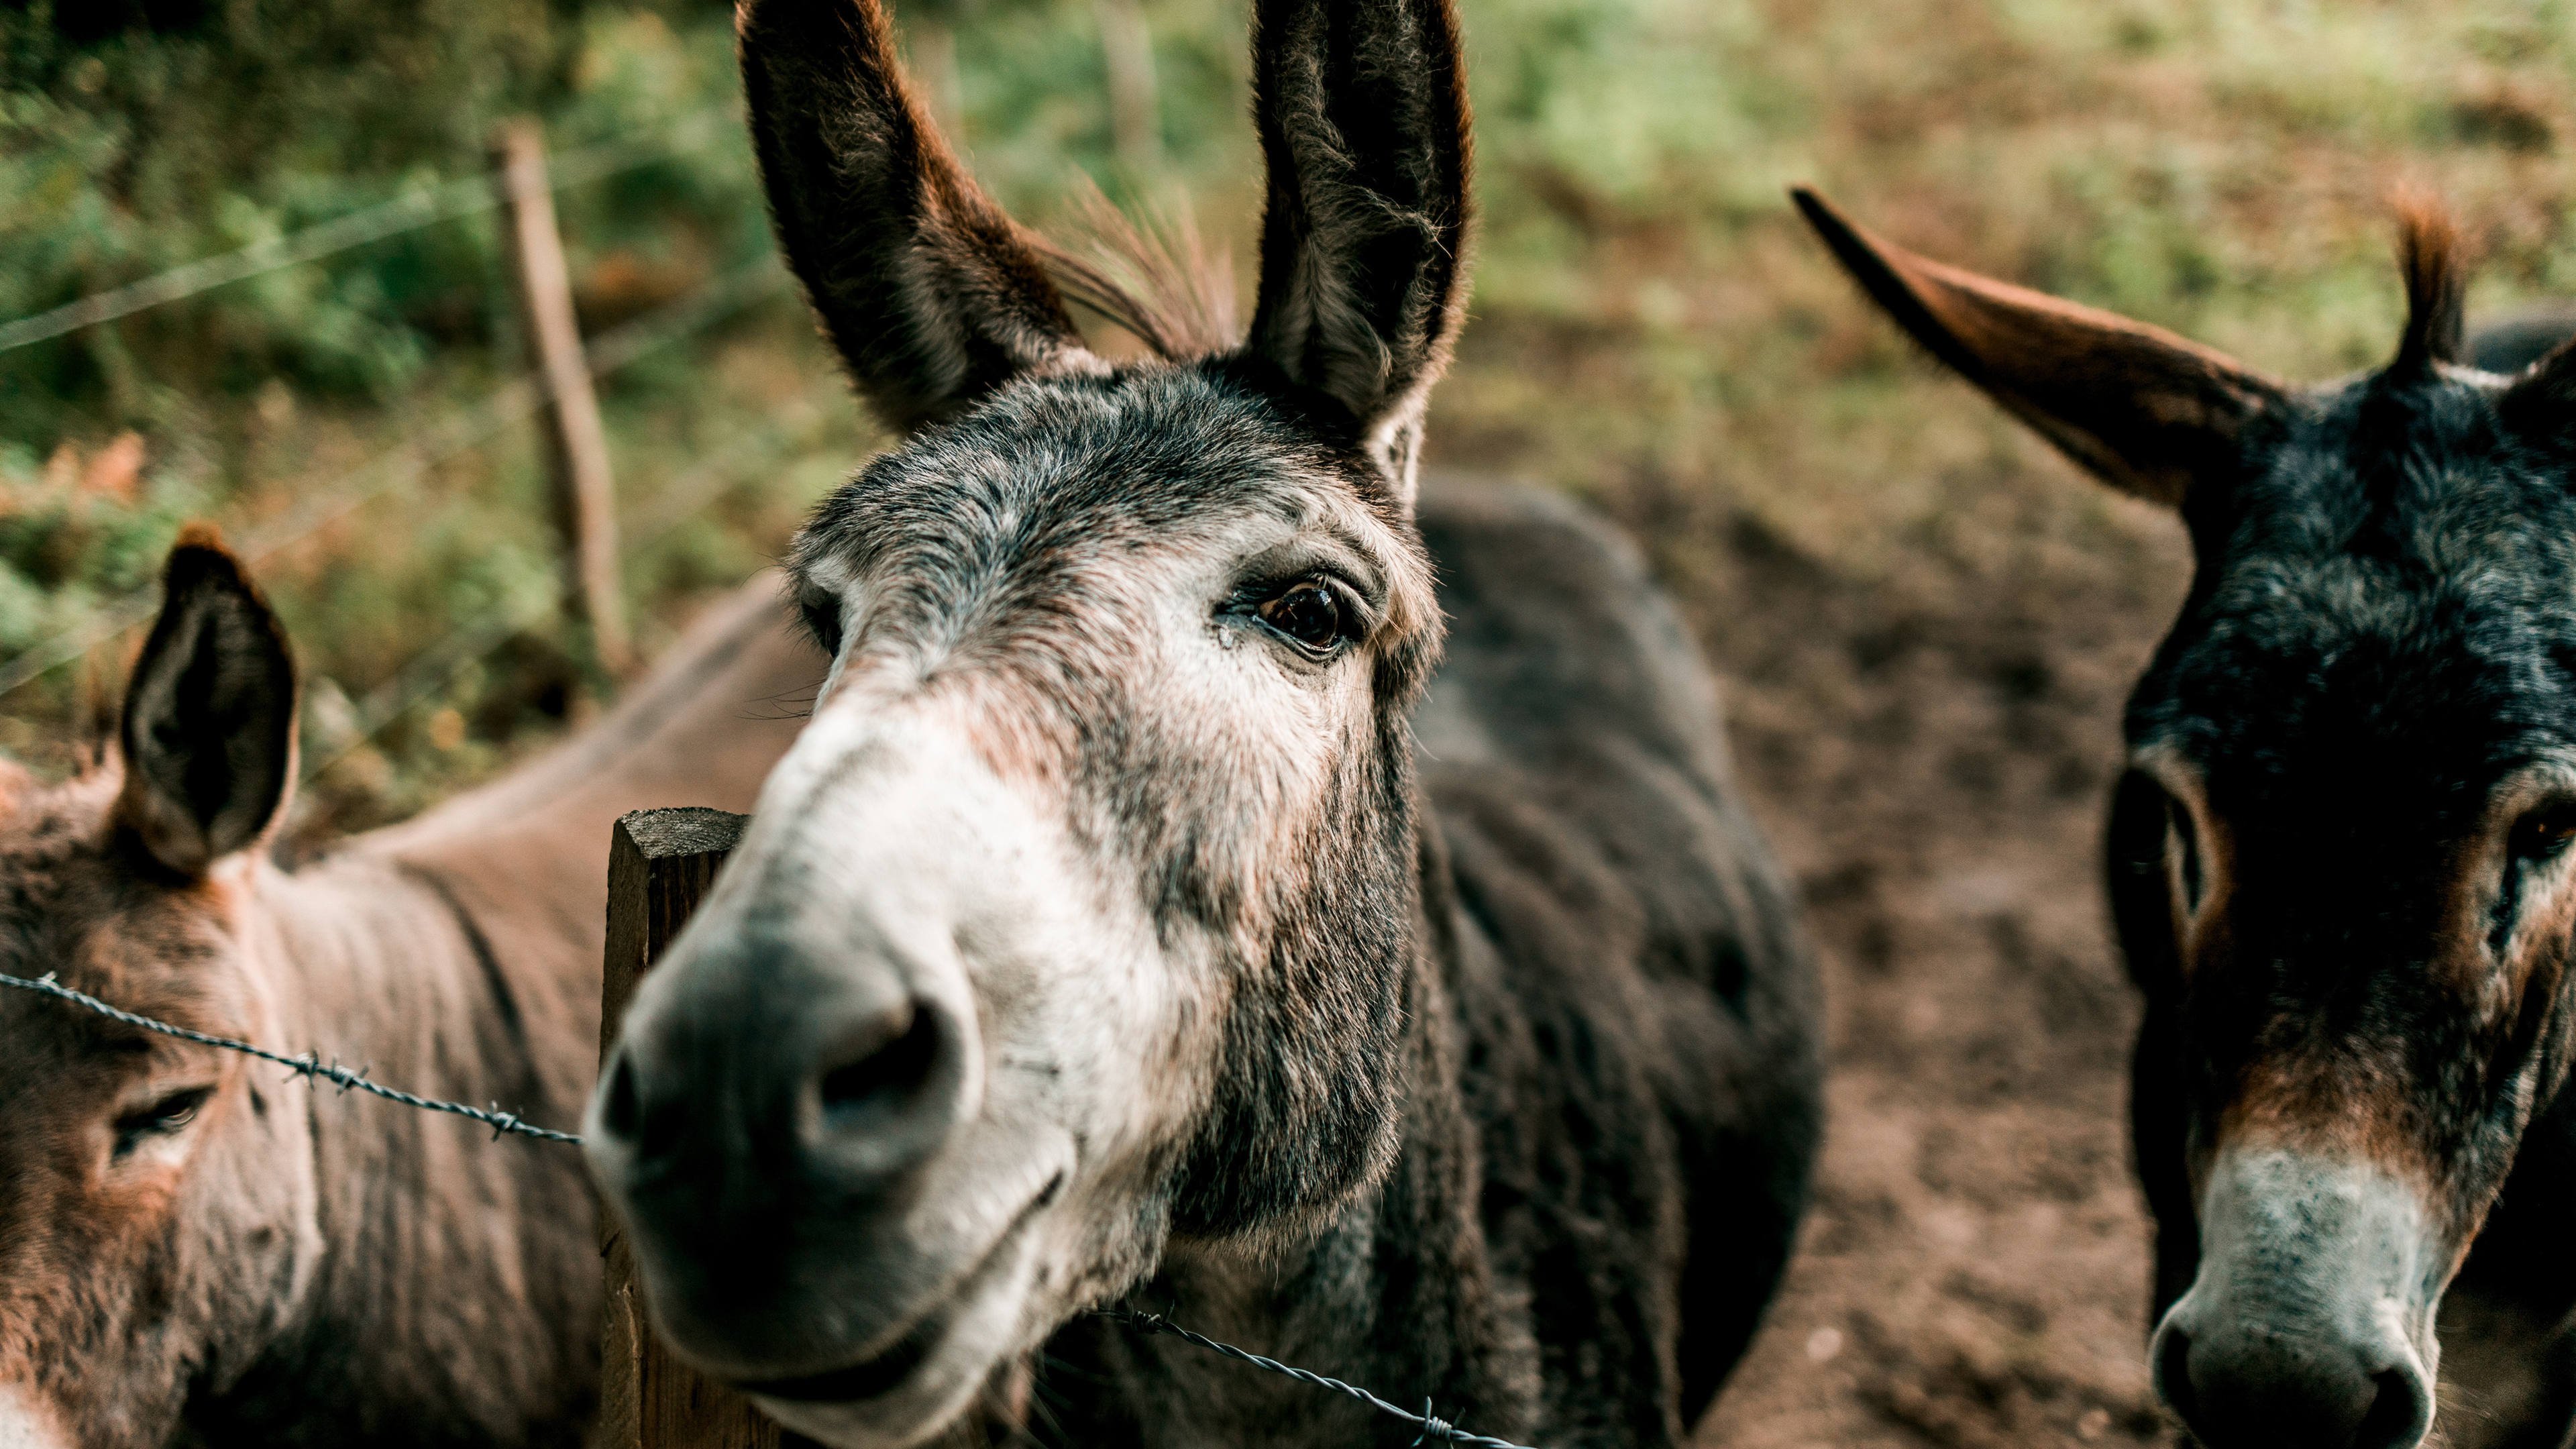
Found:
[1073,833,1532,1448]
[184,584,819,1446]
[197,846,598,1444]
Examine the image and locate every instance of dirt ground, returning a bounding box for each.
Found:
[1558,441,2200,1448]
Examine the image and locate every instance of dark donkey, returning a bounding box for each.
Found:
[580,0,1822,1444]
[0,536,823,1448]
[1800,190,2576,1449]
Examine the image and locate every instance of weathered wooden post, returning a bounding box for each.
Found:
[492,118,633,678]
[596,808,780,1449]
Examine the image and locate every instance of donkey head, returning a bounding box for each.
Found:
[582,0,1468,1443]
[0,535,315,1449]
[1801,190,2576,1449]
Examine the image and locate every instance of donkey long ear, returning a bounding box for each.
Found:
[1245,0,1472,502]
[739,0,1097,435]
[1794,189,2286,509]
[116,531,297,877]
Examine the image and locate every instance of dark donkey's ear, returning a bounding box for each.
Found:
[1793,188,2286,510]
[2497,319,2576,441]
[116,530,297,877]
[1245,0,1472,503]
[738,0,1098,435]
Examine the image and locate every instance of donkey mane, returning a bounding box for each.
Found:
[2392,197,2469,374]
[1038,193,1242,362]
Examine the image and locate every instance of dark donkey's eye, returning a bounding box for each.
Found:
[2510,805,2576,866]
[113,1086,213,1159]
[1256,580,1351,652]
[2165,793,2204,912]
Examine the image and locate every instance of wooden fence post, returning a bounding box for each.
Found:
[492,118,633,678]
[596,808,780,1449]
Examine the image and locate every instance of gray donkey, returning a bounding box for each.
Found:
[1803,189,2576,1449]
[579,0,1823,1444]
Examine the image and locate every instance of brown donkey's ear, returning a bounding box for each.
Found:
[738,0,1097,435]
[1792,188,2286,509]
[116,529,297,876]
[1246,0,1472,504]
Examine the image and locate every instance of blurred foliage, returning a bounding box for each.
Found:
[4,0,2576,829]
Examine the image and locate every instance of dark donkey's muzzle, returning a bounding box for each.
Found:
[584,913,981,1379]
[2151,1148,2441,1449]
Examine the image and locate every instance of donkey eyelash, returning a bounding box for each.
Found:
[2507,804,2576,866]
[1225,575,1368,655]
[2165,795,2206,912]
[2482,801,2576,961]
[794,592,847,656]
[112,1085,213,1159]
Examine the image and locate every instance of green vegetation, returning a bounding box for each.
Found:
[4,0,2573,830]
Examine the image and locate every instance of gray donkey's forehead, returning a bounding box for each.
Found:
[789,363,1383,596]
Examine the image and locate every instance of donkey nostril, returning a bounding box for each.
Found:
[819,1007,943,1126]
[2354,1367,2428,1449]
[2157,1326,2201,1428]
[601,1053,641,1141]
[601,1049,687,1163]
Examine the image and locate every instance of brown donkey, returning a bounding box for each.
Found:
[581,0,1824,1445]
[1801,191,2576,1449]
[0,536,824,1449]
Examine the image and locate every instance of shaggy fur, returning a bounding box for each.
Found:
[1035,473,1824,1447]
[0,553,826,1449]
[1805,191,2576,1449]
[584,2,1821,1446]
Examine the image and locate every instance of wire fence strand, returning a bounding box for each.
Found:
[1,961,1556,1441]
[0,256,788,703]
[1,119,1549,1428]
[0,109,731,356]
[1090,1307,1546,1449]
[0,969,580,1143]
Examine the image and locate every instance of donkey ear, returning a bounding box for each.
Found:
[738,0,1097,435]
[2498,335,2576,441]
[116,531,297,877]
[1245,0,1472,502]
[1793,188,2285,509]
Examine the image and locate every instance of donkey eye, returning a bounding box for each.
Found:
[2165,794,2204,910]
[2510,806,2576,865]
[113,1087,213,1158]
[1256,581,1350,651]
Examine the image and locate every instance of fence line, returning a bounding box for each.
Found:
[0,108,731,356]
[302,390,835,785]
[1094,1307,1542,1449]
[0,80,1542,1449]
[0,258,788,703]
[0,969,580,1143]
[0,955,1545,1447]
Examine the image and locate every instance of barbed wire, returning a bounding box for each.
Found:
[0,62,1559,1448]
[3,963,1554,1440]
[0,257,789,702]
[0,969,579,1143]
[1090,1307,1544,1449]
[0,108,733,356]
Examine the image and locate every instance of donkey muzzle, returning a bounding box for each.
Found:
[584,912,983,1377]
[2150,1150,2439,1449]
[0,1385,71,1449]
